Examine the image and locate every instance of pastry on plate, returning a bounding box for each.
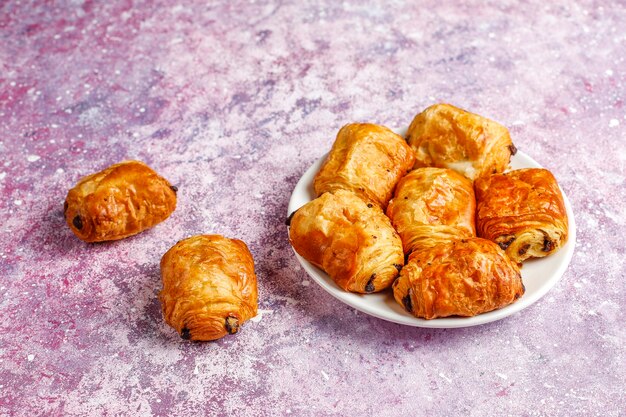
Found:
[288,190,404,293]
[393,238,524,319]
[386,167,475,254]
[64,160,177,242]
[159,235,258,341]
[406,103,515,180]
[314,123,415,208]
[475,168,568,264]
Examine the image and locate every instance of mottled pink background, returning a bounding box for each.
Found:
[1,1,625,416]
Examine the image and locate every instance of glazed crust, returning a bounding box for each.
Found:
[288,190,404,293]
[64,160,177,242]
[475,168,568,264]
[159,235,258,341]
[393,238,524,319]
[314,123,415,208]
[386,167,476,254]
[406,103,514,180]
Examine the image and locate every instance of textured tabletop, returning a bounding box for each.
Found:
[1,1,625,416]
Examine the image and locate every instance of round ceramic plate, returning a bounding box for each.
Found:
[287,139,576,328]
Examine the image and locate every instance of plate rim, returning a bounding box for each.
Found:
[286,149,577,328]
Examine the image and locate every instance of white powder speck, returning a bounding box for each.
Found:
[14,200,22,206]
[27,354,35,361]
[321,370,329,381]
[10,81,16,87]
[573,283,582,288]
[27,155,40,162]
[0,172,6,180]
[139,107,146,113]
[609,119,619,127]
[439,372,452,383]
[250,309,274,323]
[56,168,64,174]
[606,69,614,76]
[193,364,199,375]
[302,280,310,286]
[156,399,161,403]
[51,124,59,128]
[496,373,508,380]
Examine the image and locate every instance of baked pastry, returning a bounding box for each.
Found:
[475,168,568,264]
[64,160,177,242]
[288,190,404,293]
[406,103,515,180]
[393,238,524,319]
[314,123,415,208]
[386,167,475,254]
[159,235,258,341]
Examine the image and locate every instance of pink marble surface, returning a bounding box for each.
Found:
[1,1,625,416]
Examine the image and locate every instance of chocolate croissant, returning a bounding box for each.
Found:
[393,238,524,319]
[475,168,568,264]
[159,235,258,341]
[314,123,415,208]
[406,103,515,180]
[386,167,475,254]
[288,190,404,293]
[64,160,177,242]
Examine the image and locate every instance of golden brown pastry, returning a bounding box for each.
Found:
[64,160,177,242]
[288,190,404,293]
[386,167,475,254]
[159,235,258,341]
[406,103,515,180]
[314,123,415,208]
[393,238,524,319]
[475,168,568,264]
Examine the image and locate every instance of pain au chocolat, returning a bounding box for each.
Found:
[64,160,177,242]
[475,168,568,264]
[386,167,475,255]
[314,123,415,208]
[288,190,404,294]
[159,235,258,341]
[406,103,515,181]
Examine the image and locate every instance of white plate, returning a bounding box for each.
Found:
[287,137,576,328]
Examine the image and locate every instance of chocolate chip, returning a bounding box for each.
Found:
[403,291,413,313]
[393,263,403,273]
[72,215,83,230]
[285,211,297,226]
[367,203,373,208]
[508,143,518,155]
[514,292,521,300]
[180,327,191,340]
[498,236,516,250]
[365,274,376,293]
[170,185,178,193]
[63,201,68,215]
[543,237,554,252]
[518,244,530,256]
[225,316,239,334]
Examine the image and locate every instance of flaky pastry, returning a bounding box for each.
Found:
[393,238,524,319]
[406,103,515,180]
[159,235,258,341]
[64,160,177,242]
[386,167,475,254]
[475,168,568,264]
[288,190,404,293]
[314,123,415,208]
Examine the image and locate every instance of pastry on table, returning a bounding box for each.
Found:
[314,123,415,208]
[159,235,258,341]
[288,190,404,293]
[406,103,515,180]
[386,167,476,254]
[64,160,177,242]
[393,238,524,319]
[474,168,568,264]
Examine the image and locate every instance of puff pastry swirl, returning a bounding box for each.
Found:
[288,190,404,293]
[406,103,515,180]
[159,235,258,341]
[314,123,415,208]
[386,167,476,254]
[393,238,524,319]
[64,160,177,242]
[475,168,568,264]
